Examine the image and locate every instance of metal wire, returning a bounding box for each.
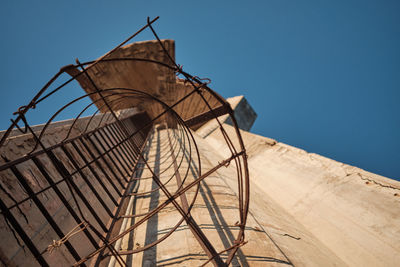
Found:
[0,17,250,267]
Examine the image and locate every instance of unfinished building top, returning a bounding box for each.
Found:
[66,39,224,128]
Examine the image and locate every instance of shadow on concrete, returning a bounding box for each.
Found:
[155,253,291,266]
[180,136,248,267]
[124,130,156,266]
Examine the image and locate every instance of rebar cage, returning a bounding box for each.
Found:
[0,17,250,266]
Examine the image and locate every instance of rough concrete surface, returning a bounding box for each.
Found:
[1,35,399,266]
[205,123,400,266]
[108,127,292,266]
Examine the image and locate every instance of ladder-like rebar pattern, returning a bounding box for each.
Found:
[0,17,250,266]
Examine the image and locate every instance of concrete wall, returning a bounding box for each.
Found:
[204,123,400,266]
[0,109,142,266]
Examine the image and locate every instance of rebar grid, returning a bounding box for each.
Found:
[0,17,250,267]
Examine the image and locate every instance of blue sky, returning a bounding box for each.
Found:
[1,1,399,180]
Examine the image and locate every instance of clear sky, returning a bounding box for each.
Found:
[1,1,399,180]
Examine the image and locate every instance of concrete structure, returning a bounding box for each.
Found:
[205,122,400,266]
[0,37,399,267]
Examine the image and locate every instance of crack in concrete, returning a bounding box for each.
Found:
[282,234,301,240]
[346,172,400,192]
